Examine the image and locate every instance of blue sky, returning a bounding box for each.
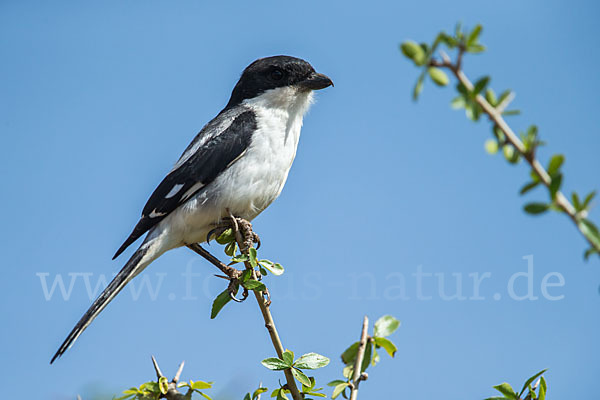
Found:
[1,0,599,398]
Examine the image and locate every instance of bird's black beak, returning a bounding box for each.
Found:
[299,72,333,90]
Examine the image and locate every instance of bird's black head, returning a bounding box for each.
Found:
[226,55,333,108]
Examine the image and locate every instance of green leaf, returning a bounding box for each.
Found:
[371,346,380,366]
[373,337,397,357]
[520,181,539,195]
[197,391,212,400]
[260,259,285,276]
[244,394,252,400]
[341,342,359,365]
[450,96,466,110]
[485,88,497,106]
[159,376,169,395]
[549,173,562,199]
[497,90,512,104]
[524,203,549,215]
[249,247,258,267]
[503,145,519,164]
[467,24,483,46]
[243,279,266,292]
[547,154,564,176]
[473,76,490,95]
[400,41,426,66]
[191,381,212,390]
[493,125,505,142]
[493,382,518,399]
[374,315,401,337]
[439,32,458,48]
[484,139,498,154]
[572,192,582,211]
[210,289,232,319]
[456,81,469,96]
[261,357,291,370]
[282,350,294,366]
[240,269,252,283]
[253,387,268,400]
[332,383,349,399]
[465,103,482,121]
[413,72,425,101]
[502,109,521,116]
[224,241,237,257]
[291,368,312,387]
[466,43,486,53]
[230,254,249,264]
[342,365,353,379]
[582,191,596,209]
[578,219,600,248]
[294,353,330,369]
[584,247,598,260]
[302,376,316,392]
[519,369,548,398]
[275,388,290,400]
[539,376,547,400]
[113,394,135,400]
[216,228,235,244]
[428,67,449,86]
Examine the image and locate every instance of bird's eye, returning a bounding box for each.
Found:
[269,68,284,81]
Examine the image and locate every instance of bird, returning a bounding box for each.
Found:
[51,55,332,363]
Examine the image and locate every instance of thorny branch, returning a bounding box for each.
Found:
[186,214,303,400]
[429,49,600,256]
[151,356,187,400]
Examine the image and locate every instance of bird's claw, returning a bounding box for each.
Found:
[228,278,249,303]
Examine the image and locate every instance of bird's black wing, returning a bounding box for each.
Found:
[113,109,257,259]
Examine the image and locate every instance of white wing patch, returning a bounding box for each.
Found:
[165,183,184,199]
[181,181,205,202]
[149,209,166,218]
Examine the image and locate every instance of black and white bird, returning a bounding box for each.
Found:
[51,55,332,363]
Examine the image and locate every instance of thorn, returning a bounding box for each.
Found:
[173,361,185,383]
[151,355,163,379]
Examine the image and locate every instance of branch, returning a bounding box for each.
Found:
[226,213,303,400]
[187,215,303,400]
[349,316,369,400]
[427,45,600,256]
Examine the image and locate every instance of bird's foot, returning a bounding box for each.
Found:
[233,217,261,252]
[206,217,260,251]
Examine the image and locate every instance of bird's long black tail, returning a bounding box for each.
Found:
[50,245,151,364]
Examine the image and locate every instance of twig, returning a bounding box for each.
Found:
[349,316,369,400]
[186,243,239,278]
[226,212,303,400]
[187,216,303,400]
[432,49,600,255]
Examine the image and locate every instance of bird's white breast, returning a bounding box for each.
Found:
[172,87,314,245]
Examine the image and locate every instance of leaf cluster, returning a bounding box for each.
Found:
[262,350,330,399]
[114,379,213,400]
[328,315,400,399]
[401,22,600,259]
[211,229,285,319]
[400,23,485,100]
[486,369,547,400]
